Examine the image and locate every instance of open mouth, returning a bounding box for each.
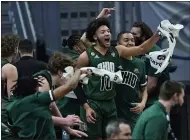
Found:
[104,38,110,44]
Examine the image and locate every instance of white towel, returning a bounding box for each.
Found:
[62,66,123,85]
[62,66,123,99]
[147,20,184,74]
[80,67,123,84]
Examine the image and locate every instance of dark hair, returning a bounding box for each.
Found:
[106,119,129,138]
[86,18,111,42]
[47,52,75,75]
[159,80,185,100]
[62,35,81,50]
[19,39,33,53]
[132,21,153,40]
[1,34,20,58]
[117,31,131,41]
[12,77,40,97]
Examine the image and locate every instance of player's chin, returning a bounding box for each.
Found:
[104,42,111,48]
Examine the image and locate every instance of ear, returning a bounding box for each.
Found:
[142,36,146,41]
[117,41,119,46]
[58,70,63,78]
[93,34,97,41]
[172,93,178,101]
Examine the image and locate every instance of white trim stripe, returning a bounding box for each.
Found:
[49,90,54,101]
[141,81,147,86]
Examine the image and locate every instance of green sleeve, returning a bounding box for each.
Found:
[140,61,147,88]
[144,117,168,140]
[34,91,54,105]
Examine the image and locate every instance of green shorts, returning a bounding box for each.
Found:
[80,99,117,139]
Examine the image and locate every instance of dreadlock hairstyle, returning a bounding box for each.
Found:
[132,21,153,40]
[62,35,81,50]
[86,18,111,42]
[11,76,43,97]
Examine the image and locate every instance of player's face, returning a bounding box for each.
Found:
[131,27,144,46]
[94,25,111,48]
[115,124,132,140]
[173,89,185,106]
[177,89,185,106]
[56,70,66,86]
[130,27,141,38]
[118,33,135,47]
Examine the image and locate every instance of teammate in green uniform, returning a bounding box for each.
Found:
[1,34,20,139]
[6,69,88,139]
[62,34,86,61]
[132,80,185,140]
[131,21,170,108]
[115,31,148,131]
[76,8,163,139]
[33,52,87,138]
[59,35,87,118]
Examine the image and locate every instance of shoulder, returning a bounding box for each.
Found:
[133,57,146,67]
[2,63,17,75]
[149,45,161,53]
[77,51,89,68]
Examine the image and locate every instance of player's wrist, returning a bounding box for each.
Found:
[83,103,91,110]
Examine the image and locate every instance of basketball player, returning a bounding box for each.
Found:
[76,17,164,138]
[115,31,147,131]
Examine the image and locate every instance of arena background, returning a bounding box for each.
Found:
[1,1,190,139]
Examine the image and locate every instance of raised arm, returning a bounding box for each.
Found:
[116,32,160,57]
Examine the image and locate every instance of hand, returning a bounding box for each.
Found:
[64,114,83,126]
[130,103,145,113]
[96,7,115,19]
[66,127,88,138]
[157,20,183,38]
[86,107,96,123]
[69,69,89,89]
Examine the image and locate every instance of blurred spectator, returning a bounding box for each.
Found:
[15,39,47,78]
[106,119,132,140]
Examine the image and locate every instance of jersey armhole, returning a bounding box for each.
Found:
[85,49,91,66]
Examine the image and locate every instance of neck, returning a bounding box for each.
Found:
[3,56,12,63]
[51,74,58,86]
[159,99,173,113]
[94,43,108,55]
[20,53,33,57]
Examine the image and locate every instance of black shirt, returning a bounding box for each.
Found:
[15,56,47,78]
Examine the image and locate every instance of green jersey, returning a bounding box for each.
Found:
[115,57,147,130]
[132,101,169,140]
[84,47,120,100]
[6,92,56,139]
